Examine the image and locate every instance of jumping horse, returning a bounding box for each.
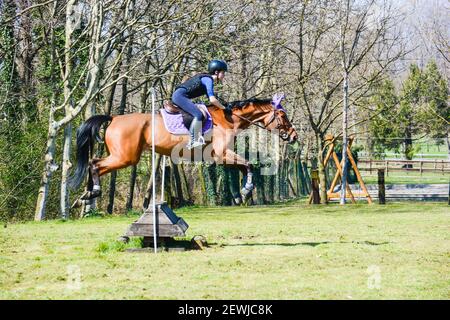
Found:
[69,93,298,207]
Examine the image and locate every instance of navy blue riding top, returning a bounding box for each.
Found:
[175,73,215,99]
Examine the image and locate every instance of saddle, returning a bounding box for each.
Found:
[160,100,213,135]
[163,100,182,114]
[163,100,208,119]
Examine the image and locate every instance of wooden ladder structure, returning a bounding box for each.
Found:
[309,134,373,204]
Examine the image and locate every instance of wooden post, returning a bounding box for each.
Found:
[448,180,450,206]
[420,161,423,175]
[311,169,320,204]
[385,160,388,176]
[378,169,385,205]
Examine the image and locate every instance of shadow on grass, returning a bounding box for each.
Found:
[217,240,389,248]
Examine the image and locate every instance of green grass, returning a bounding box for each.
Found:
[361,171,449,184]
[1,201,449,299]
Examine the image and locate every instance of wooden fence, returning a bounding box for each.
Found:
[358,159,450,175]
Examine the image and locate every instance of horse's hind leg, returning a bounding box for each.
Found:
[79,159,102,200]
[71,155,133,209]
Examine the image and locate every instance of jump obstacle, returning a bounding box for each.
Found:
[309,134,372,204]
[120,89,206,252]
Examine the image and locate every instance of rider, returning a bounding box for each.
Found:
[172,59,228,149]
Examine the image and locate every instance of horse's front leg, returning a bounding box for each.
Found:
[221,149,254,202]
[240,163,254,202]
[212,129,254,204]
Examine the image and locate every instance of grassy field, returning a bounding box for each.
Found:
[1,201,449,299]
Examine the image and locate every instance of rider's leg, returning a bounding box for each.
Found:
[172,89,205,148]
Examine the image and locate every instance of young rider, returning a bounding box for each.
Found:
[172,59,228,149]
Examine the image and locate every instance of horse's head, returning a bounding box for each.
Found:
[227,94,298,143]
[262,93,298,144]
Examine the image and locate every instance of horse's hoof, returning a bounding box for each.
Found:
[234,197,242,205]
[241,190,252,201]
[93,190,102,198]
[80,190,102,200]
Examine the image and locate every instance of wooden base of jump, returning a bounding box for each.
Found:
[121,202,206,252]
[309,134,373,204]
[125,202,188,238]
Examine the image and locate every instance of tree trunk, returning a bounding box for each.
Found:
[107,171,117,214]
[340,71,349,205]
[203,163,218,206]
[125,75,147,211]
[60,123,72,218]
[255,167,265,205]
[143,154,161,209]
[35,125,57,221]
[197,163,208,205]
[228,167,241,205]
[404,125,413,160]
[34,8,58,221]
[126,165,137,211]
[179,162,192,204]
[317,135,328,204]
[446,130,450,161]
[107,27,133,214]
[169,159,184,207]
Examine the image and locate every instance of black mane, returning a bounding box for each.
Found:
[227,98,272,109]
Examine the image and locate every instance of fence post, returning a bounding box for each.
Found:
[385,160,388,176]
[311,169,321,204]
[378,169,385,205]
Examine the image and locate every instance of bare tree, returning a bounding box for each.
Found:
[280,0,406,203]
[34,0,164,220]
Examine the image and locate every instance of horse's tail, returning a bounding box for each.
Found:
[68,115,113,190]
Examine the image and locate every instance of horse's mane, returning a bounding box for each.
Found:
[227,98,272,109]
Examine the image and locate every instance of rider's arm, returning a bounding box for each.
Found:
[209,96,226,109]
[201,77,226,109]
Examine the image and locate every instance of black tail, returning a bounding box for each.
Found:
[68,115,113,190]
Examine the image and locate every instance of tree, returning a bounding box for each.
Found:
[282,0,405,203]
[368,78,401,157]
[419,61,449,158]
[397,64,424,160]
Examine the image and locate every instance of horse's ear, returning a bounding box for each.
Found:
[272,92,285,107]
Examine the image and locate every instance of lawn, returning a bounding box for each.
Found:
[0,201,449,299]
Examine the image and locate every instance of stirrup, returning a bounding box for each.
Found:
[187,136,205,150]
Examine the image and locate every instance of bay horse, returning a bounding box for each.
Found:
[69,93,298,207]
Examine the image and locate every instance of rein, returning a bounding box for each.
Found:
[233,112,272,130]
[233,109,279,130]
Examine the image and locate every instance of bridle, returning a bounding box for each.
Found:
[233,108,288,131]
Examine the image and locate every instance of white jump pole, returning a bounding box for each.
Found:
[151,88,157,253]
[161,156,166,202]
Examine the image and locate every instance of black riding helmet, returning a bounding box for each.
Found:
[208,60,228,74]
